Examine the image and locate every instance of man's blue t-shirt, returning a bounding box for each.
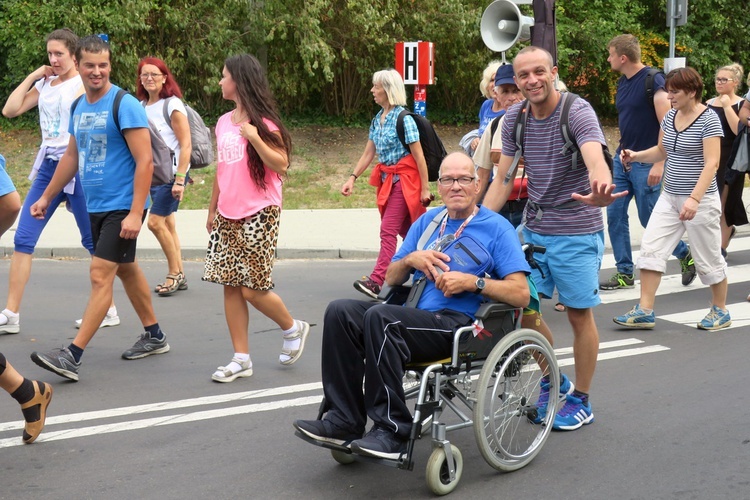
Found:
[69,85,149,212]
[478,99,505,137]
[392,205,530,317]
[615,66,666,153]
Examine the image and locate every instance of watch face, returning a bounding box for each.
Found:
[476,277,486,293]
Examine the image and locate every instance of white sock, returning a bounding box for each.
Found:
[107,306,118,317]
[282,320,301,351]
[1,309,19,325]
[216,352,251,376]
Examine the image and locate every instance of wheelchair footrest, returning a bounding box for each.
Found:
[295,429,415,471]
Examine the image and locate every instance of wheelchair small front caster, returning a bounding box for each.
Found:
[425,444,463,495]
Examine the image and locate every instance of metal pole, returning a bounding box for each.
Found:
[669,3,676,59]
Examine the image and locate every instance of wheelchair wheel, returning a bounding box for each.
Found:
[473,328,558,472]
[425,444,463,496]
[330,449,356,465]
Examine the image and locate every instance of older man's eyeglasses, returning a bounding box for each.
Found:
[437,176,475,187]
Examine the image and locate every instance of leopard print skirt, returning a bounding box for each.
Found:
[202,206,280,289]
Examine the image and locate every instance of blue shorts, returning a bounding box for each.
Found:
[149,178,186,217]
[521,228,604,309]
[0,154,16,197]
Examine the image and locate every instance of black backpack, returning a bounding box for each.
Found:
[503,92,613,187]
[395,109,446,182]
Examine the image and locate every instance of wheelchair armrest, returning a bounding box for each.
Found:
[378,284,412,305]
[474,301,518,321]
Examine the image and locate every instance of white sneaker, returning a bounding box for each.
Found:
[75,311,121,329]
[0,309,20,334]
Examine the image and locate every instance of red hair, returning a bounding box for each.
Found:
[135,57,183,101]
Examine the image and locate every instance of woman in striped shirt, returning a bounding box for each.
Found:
[614,67,729,331]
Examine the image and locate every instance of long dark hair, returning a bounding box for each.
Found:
[224,54,292,190]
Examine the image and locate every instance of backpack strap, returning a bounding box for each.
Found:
[162,96,175,130]
[417,208,448,251]
[71,95,84,116]
[559,92,581,169]
[489,115,501,143]
[644,68,661,109]
[503,100,530,186]
[111,88,128,135]
[395,109,409,150]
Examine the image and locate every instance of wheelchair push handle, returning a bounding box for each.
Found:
[521,243,546,279]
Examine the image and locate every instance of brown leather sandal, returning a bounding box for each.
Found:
[157,273,182,296]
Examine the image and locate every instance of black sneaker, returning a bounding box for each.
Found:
[679,249,696,286]
[353,276,381,300]
[31,347,81,382]
[121,332,170,360]
[351,425,407,460]
[599,272,635,290]
[294,419,362,447]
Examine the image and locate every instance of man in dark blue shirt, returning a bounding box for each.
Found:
[602,34,695,290]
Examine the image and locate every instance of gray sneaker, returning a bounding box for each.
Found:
[121,332,170,360]
[679,249,697,286]
[599,272,635,290]
[31,347,81,381]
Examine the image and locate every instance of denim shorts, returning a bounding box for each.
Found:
[149,177,188,217]
[521,227,604,309]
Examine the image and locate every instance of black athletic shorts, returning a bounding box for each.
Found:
[89,209,147,263]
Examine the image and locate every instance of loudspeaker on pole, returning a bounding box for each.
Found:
[481,0,535,53]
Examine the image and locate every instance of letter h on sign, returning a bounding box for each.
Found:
[395,42,434,85]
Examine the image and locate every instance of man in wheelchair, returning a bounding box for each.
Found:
[295,152,535,460]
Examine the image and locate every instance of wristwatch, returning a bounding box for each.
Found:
[474,277,486,294]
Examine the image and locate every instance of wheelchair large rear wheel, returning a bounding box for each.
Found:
[473,328,559,472]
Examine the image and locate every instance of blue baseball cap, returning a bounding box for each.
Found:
[494,64,516,87]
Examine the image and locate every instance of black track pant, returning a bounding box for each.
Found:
[0,352,6,375]
[321,299,470,439]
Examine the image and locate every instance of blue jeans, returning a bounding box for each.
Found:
[14,158,93,254]
[607,155,688,275]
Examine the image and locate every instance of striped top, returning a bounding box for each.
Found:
[501,95,606,235]
[661,108,723,196]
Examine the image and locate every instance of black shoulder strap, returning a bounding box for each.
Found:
[559,92,581,169]
[489,115,501,142]
[645,68,660,109]
[111,88,128,134]
[503,100,530,186]
[395,109,409,150]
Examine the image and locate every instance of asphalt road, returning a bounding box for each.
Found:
[2,252,750,500]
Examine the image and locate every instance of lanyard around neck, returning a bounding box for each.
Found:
[438,205,479,240]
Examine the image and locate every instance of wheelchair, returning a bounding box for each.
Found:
[295,245,561,495]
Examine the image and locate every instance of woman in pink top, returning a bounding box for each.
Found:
[203,54,310,383]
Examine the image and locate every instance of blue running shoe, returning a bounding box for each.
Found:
[552,393,594,431]
[530,373,573,425]
[697,305,731,331]
[613,304,655,329]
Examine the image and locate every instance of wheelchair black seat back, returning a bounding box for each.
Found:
[380,284,519,364]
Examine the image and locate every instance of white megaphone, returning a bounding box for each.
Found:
[481,0,535,53]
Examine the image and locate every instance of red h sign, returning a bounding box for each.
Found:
[395,42,434,85]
